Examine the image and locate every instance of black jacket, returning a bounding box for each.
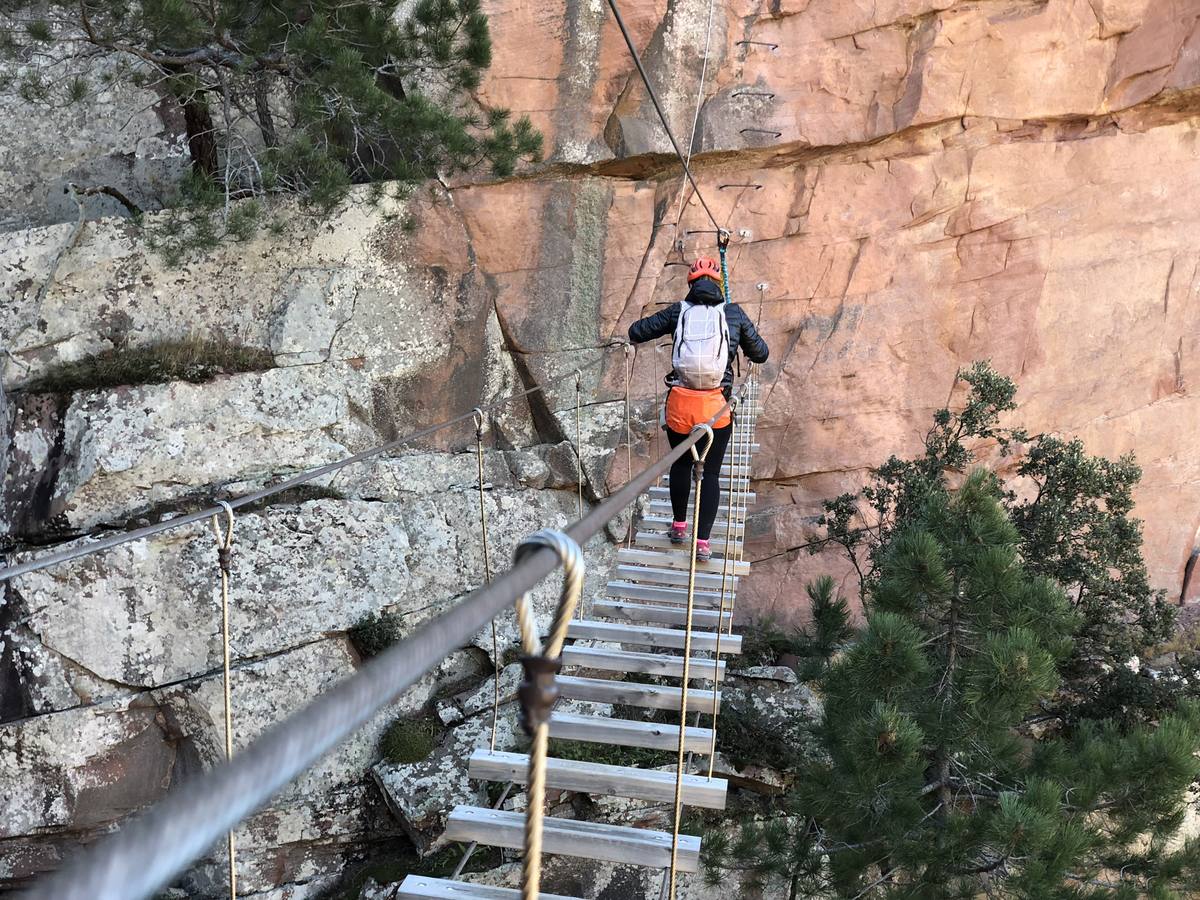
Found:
[628,279,769,392]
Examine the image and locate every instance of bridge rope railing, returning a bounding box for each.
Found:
[21,385,744,900]
[0,346,625,585]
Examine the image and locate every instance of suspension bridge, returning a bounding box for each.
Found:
[3,0,783,893]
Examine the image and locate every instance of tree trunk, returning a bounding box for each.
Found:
[934,591,960,821]
[181,92,219,180]
[253,77,278,149]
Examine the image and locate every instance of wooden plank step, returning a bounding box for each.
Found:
[557,673,720,711]
[469,749,727,809]
[561,645,725,681]
[397,877,578,900]
[647,497,744,514]
[567,620,742,654]
[647,501,745,520]
[617,548,750,576]
[614,564,739,590]
[649,485,756,503]
[657,475,750,489]
[445,806,701,873]
[635,532,742,554]
[605,580,731,610]
[641,515,744,535]
[549,711,713,752]
[593,599,731,630]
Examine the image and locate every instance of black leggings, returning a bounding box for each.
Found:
[665,423,733,541]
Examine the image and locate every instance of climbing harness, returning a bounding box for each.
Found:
[667,423,714,900]
[511,529,586,900]
[717,230,731,304]
[209,501,237,900]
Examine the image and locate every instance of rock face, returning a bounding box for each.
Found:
[3,0,1200,895]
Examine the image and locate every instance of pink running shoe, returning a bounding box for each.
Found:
[669,521,688,544]
[696,539,712,562]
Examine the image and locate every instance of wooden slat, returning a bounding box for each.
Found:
[593,599,731,630]
[605,580,731,609]
[561,644,725,681]
[469,749,727,809]
[548,711,713,752]
[556,673,720,712]
[445,806,701,872]
[640,514,744,534]
[617,548,750,576]
[649,485,756,503]
[567,620,742,654]
[647,500,743,516]
[397,877,578,900]
[635,532,743,554]
[614,564,739,590]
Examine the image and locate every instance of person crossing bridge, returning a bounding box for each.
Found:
[628,256,769,561]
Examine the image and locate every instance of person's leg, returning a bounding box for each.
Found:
[665,428,692,526]
[695,423,733,541]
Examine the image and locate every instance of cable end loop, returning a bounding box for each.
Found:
[517,655,562,737]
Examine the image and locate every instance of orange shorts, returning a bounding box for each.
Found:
[665,386,731,433]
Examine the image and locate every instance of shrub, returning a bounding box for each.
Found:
[24,337,273,394]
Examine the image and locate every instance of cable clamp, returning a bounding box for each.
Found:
[510,529,585,737]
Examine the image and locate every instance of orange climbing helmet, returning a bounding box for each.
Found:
[687,256,722,284]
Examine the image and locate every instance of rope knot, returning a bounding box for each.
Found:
[216,545,233,574]
[517,654,562,737]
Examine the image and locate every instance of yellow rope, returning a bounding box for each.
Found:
[667,425,713,900]
[707,402,738,777]
[210,501,237,900]
[575,369,583,521]
[624,344,635,548]
[510,530,585,900]
[473,409,501,752]
[653,343,663,461]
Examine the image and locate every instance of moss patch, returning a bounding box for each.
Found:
[548,737,662,769]
[349,610,406,659]
[379,716,440,765]
[25,337,274,394]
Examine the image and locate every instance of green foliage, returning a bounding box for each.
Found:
[730,616,810,670]
[3,0,543,261]
[319,839,502,898]
[716,472,1200,898]
[379,715,439,764]
[349,610,406,659]
[547,738,661,770]
[23,337,273,394]
[1011,435,1175,677]
[815,361,1175,711]
[715,691,814,773]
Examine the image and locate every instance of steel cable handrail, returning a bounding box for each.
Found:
[21,384,748,900]
[605,0,723,232]
[0,348,622,583]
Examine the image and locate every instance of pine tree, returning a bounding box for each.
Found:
[706,473,1200,897]
[816,362,1177,714]
[2,0,542,255]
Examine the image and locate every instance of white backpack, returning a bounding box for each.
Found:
[672,300,729,390]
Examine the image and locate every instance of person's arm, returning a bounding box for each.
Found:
[628,303,680,344]
[734,306,769,363]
